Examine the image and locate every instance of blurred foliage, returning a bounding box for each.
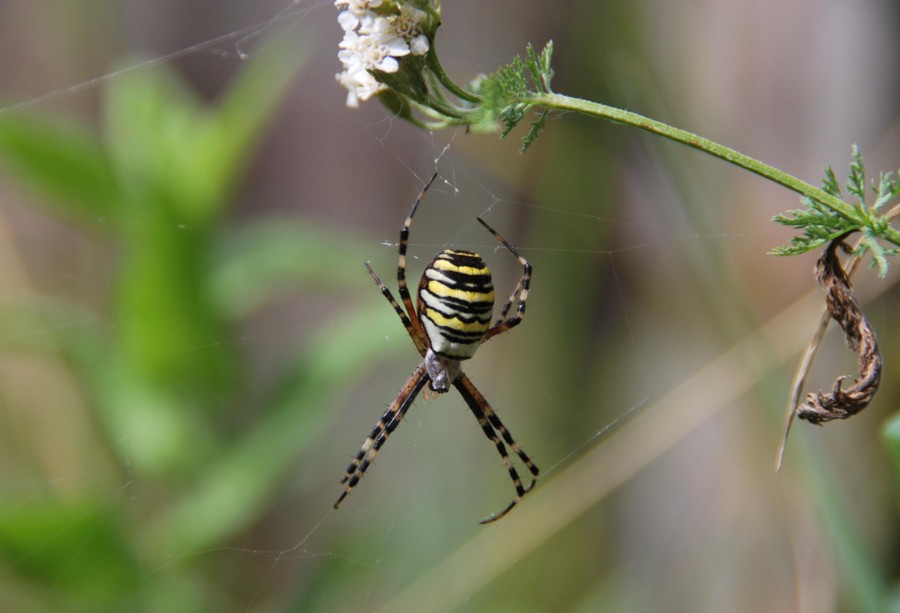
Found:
[0,39,401,609]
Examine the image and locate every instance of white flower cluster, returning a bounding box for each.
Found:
[335,0,430,108]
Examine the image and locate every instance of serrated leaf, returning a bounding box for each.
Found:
[500,103,528,138]
[769,243,823,256]
[539,40,555,85]
[872,171,898,210]
[773,146,900,272]
[847,144,866,201]
[859,229,891,278]
[520,108,548,153]
[822,166,841,197]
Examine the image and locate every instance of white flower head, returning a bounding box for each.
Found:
[337,10,359,32]
[391,5,430,55]
[335,1,432,107]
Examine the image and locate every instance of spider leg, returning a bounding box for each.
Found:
[494,277,524,326]
[475,217,532,342]
[453,372,540,524]
[334,364,428,509]
[397,173,439,341]
[365,262,427,357]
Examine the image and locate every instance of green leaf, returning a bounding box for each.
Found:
[847,144,866,201]
[526,40,555,94]
[100,38,309,397]
[772,147,900,273]
[0,115,119,221]
[477,41,556,149]
[822,165,841,197]
[872,171,898,210]
[104,35,307,225]
[520,108,548,153]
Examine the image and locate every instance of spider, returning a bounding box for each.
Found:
[333,173,539,524]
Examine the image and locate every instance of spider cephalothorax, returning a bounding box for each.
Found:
[333,173,538,524]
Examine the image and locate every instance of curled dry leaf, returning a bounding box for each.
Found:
[797,236,882,425]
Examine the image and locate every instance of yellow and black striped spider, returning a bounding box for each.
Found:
[334,173,539,524]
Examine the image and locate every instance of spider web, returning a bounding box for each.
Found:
[0,0,897,611]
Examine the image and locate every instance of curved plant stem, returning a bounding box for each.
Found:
[532,93,857,220]
[426,44,480,104]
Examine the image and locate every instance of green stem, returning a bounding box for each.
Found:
[883,226,900,246]
[532,93,858,221]
[426,42,480,104]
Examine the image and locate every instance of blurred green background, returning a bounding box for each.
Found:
[0,0,898,611]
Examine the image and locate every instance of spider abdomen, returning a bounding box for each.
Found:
[418,249,495,360]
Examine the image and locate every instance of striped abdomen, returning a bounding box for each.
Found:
[418,249,495,360]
